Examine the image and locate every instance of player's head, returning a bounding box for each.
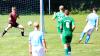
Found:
[33,22,39,29]
[59,5,64,12]
[90,7,97,13]
[64,9,70,16]
[12,7,16,12]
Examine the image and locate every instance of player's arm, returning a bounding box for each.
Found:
[29,44,32,56]
[29,34,32,56]
[42,33,47,52]
[96,17,99,31]
[42,39,47,52]
[86,15,89,23]
[52,12,56,21]
[72,18,75,32]
[60,20,63,30]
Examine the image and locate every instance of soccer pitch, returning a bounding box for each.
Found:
[0,14,100,56]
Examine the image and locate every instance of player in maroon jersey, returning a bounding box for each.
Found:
[2,7,24,37]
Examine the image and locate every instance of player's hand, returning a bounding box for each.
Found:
[96,27,98,31]
[29,50,32,56]
[44,48,47,53]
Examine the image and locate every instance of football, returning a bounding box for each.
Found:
[27,21,32,26]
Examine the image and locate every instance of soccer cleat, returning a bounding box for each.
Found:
[21,31,24,36]
[1,30,7,37]
[78,40,81,43]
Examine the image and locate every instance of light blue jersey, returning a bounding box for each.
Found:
[87,13,99,26]
[29,30,44,47]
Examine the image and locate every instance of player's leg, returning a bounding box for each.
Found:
[62,36,72,56]
[2,24,12,37]
[79,25,89,43]
[64,43,71,56]
[32,47,37,56]
[17,24,24,36]
[38,47,45,56]
[85,28,94,44]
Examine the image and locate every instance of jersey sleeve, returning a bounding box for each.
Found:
[41,32,44,40]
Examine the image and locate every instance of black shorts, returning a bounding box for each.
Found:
[62,36,72,44]
[10,22,19,27]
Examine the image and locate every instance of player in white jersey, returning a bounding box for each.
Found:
[29,22,47,56]
[79,8,99,44]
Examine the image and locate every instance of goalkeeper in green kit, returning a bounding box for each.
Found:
[60,10,75,56]
[52,5,65,39]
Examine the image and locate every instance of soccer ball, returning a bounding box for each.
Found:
[27,21,32,26]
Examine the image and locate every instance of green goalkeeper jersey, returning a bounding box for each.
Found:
[61,16,75,36]
[53,11,65,27]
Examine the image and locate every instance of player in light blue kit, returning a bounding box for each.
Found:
[29,22,47,56]
[79,8,99,44]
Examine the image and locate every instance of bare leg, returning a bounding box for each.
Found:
[2,24,12,37]
[17,24,24,36]
[64,43,71,56]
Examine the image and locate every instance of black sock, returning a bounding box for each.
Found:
[21,31,24,36]
[2,30,7,37]
[68,46,71,52]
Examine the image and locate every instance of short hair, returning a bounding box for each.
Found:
[90,7,97,13]
[64,9,70,15]
[33,22,39,29]
[59,5,64,11]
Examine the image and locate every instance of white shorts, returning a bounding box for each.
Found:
[32,46,45,56]
[83,24,95,33]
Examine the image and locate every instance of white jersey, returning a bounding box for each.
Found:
[86,13,98,26]
[29,30,45,56]
[29,30,44,47]
[83,13,99,33]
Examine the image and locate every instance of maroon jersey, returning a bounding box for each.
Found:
[9,12,18,24]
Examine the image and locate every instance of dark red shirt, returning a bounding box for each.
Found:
[9,12,18,24]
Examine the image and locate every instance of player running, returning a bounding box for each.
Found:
[52,5,65,39]
[29,22,47,56]
[79,8,99,44]
[60,10,75,56]
[1,7,24,37]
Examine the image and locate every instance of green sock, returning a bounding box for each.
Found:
[65,48,68,56]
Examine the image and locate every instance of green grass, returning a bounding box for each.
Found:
[0,14,100,56]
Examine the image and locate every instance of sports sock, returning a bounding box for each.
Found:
[2,30,7,37]
[68,46,71,56]
[85,34,90,44]
[21,31,24,36]
[65,48,68,56]
[80,32,85,40]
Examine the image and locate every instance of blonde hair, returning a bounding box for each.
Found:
[59,5,64,11]
[33,22,39,29]
[12,7,16,10]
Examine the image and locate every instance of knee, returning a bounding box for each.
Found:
[64,43,70,49]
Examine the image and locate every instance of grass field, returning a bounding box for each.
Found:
[0,14,100,56]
